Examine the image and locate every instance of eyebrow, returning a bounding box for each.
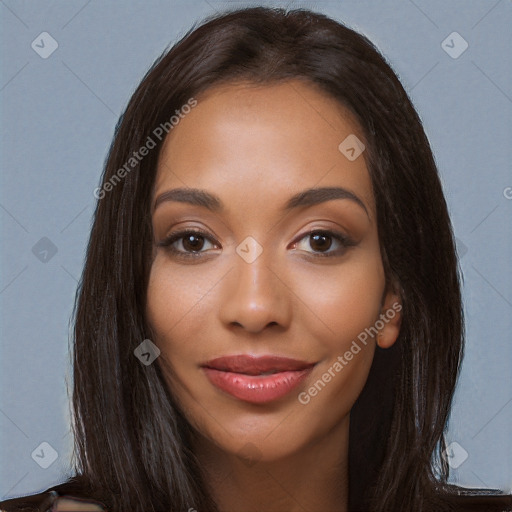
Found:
[153,186,369,218]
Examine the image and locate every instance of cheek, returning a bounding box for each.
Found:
[287,255,384,430]
[145,255,227,365]
[293,338,376,447]
[289,249,386,350]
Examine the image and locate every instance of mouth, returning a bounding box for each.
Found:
[200,354,316,404]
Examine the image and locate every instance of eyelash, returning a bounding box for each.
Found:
[157,228,356,261]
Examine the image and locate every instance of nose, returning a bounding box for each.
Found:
[218,249,292,334]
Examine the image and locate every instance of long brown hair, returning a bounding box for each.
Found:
[71,7,464,511]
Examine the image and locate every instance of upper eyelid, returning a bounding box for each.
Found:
[158,227,219,245]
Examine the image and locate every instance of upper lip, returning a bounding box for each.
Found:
[201,354,316,375]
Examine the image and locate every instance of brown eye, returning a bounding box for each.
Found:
[157,229,219,259]
[309,232,332,252]
[182,233,206,252]
[291,229,356,258]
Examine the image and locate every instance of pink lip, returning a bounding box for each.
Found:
[201,355,316,404]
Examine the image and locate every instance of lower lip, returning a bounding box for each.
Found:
[202,367,313,404]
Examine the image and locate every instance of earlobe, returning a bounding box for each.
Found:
[376,287,402,349]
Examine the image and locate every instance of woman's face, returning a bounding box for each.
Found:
[146,79,401,462]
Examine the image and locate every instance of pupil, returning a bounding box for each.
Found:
[183,234,204,252]
[311,233,331,252]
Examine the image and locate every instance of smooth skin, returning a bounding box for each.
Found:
[146,80,402,512]
[53,497,104,511]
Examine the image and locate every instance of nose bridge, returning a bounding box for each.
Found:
[219,238,291,332]
[237,248,274,298]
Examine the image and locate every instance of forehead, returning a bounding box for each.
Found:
[154,79,374,218]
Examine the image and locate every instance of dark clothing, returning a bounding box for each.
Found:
[1,475,511,511]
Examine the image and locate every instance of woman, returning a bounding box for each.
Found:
[1,6,510,512]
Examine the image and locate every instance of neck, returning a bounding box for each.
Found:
[193,415,350,512]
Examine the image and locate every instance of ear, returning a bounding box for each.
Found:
[376,283,402,349]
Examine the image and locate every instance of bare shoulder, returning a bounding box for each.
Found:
[0,476,107,512]
[0,493,106,512]
[52,496,106,511]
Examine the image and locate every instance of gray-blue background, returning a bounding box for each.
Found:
[1,0,511,500]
